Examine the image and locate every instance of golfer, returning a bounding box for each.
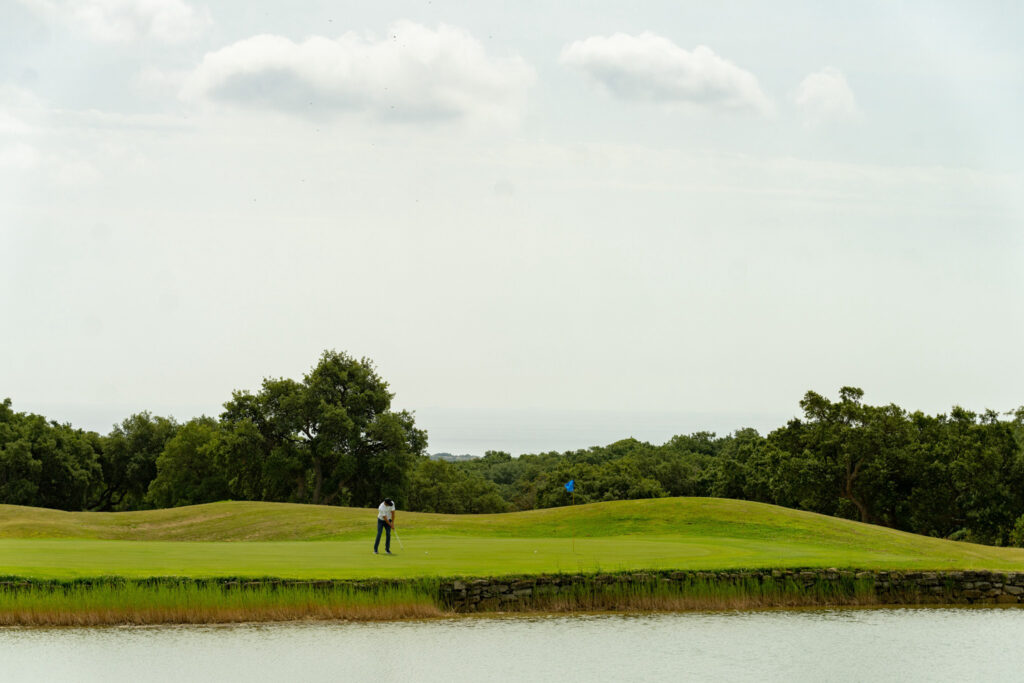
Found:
[374,498,396,554]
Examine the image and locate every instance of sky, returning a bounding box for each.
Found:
[2,0,1022,455]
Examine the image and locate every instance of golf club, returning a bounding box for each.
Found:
[393,528,405,550]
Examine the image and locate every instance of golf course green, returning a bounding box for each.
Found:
[3,498,1024,580]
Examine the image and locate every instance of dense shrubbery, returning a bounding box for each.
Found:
[2,367,1023,547]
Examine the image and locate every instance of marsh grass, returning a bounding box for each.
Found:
[519,576,880,613]
[0,581,442,626]
[0,574,965,625]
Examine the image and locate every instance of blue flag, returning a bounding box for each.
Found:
[565,479,575,493]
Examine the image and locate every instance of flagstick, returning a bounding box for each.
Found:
[571,486,575,554]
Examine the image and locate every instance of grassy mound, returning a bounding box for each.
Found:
[1,498,1023,579]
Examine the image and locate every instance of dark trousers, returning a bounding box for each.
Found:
[374,518,391,552]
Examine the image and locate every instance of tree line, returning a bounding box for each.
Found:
[444,387,1024,546]
[0,351,426,513]
[2,353,1023,546]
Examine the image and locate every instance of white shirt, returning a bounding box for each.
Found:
[378,502,395,522]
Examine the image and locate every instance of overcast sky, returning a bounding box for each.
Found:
[2,1,1022,454]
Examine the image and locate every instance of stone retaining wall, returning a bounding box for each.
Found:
[437,569,1024,611]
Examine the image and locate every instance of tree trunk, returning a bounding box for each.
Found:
[843,458,873,523]
[90,486,114,512]
[312,458,323,505]
[321,485,340,506]
[321,474,351,507]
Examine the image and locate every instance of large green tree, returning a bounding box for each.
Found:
[219,350,427,506]
[769,387,913,524]
[146,417,231,508]
[0,399,103,510]
[92,412,178,511]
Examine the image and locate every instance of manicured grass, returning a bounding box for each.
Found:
[0,497,956,542]
[2,498,1023,580]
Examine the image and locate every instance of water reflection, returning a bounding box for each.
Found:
[2,608,1023,682]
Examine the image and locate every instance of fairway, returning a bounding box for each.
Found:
[3,498,1024,580]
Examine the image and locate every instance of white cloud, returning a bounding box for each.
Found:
[0,141,41,169]
[0,86,38,166]
[0,111,33,136]
[0,83,45,110]
[137,65,189,98]
[0,86,101,183]
[18,0,211,43]
[794,67,860,124]
[560,32,772,115]
[181,22,536,125]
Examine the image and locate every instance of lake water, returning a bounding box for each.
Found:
[2,608,1023,682]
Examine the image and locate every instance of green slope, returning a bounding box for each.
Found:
[1,498,1023,579]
